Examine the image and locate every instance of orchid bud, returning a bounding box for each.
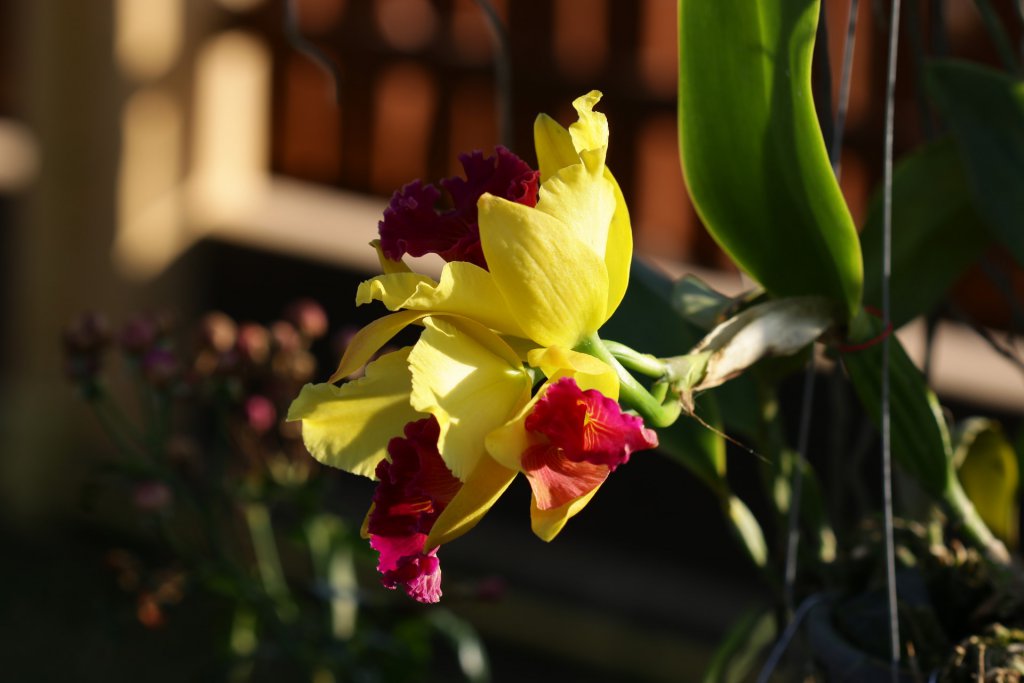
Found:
[197,311,237,353]
[236,323,271,365]
[285,298,328,340]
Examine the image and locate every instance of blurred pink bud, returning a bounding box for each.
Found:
[236,323,271,365]
[245,395,277,435]
[197,311,237,353]
[63,311,111,353]
[285,298,328,340]
[119,316,158,354]
[137,593,165,629]
[142,348,179,387]
[132,481,173,512]
[270,320,301,354]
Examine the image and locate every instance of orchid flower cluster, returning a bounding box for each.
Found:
[289,92,681,603]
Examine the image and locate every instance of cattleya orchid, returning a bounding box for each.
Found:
[288,92,667,602]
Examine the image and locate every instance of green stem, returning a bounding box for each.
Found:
[601,340,668,378]
[974,0,1021,74]
[574,333,681,428]
[243,502,297,622]
[91,399,149,461]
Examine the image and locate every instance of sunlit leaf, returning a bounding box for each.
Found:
[678,0,862,318]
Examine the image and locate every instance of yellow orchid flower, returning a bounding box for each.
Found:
[288,92,659,602]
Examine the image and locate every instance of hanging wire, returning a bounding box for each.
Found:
[782,360,816,616]
[474,0,513,150]
[881,0,903,679]
[754,594,825,683]
[831,0,861,178]
[284,0,343,103]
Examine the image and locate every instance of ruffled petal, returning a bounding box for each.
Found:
[484,351,618,472]
[356,261,525,338]
[424,454,518,550]
[288,348,421,479]
[378,147,538,269]
[478,194,609,348]
[521,443,609,510]
[525,377,658,470]
[530,487,601,542]
[408,316,532,479]
[368,416,460,604]
[567,90,609,172]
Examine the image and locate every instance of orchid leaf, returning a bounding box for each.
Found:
[678,0,862,318]
[840,311,1010,564]
[926,60,1024,267]
[954,418,1019,549]
[702,609,776,683]
[861,138,993,328]
[840,310,953,498]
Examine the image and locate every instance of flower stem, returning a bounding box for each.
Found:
[243,502,298,623]
[601,340,668,378]
[575,334,681,428]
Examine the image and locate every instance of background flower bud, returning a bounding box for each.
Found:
[285,298,328,340]
[197,311,237,353]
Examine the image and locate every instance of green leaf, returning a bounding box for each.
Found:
[840,310,953,498]
[726,494,769,568]
[678,0,862,318]
[839,310,1010,564]
[954,418,1019,548]
[926,60,1024,266]
[861,138,993,328]
[702,608,776,683]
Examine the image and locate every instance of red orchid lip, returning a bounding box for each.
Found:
[368,416,461,603]
[521,377,659,511]
[378,146,539,270]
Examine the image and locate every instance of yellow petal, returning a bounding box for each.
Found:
[356,261,525,338]
[534,113,579,183]
[479,194,609,348]
[535,162,616,261]
[408,316,532,480]
[567,90,609,172]
[532,92,631,320]
[526,347,619,398]
[370,239,412,274]
[484,402,539,472]
[329,310,427,382]
[604,172,633,318]
[288,348,421,479]
[424,455,518,550]
[530,487,601,542]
